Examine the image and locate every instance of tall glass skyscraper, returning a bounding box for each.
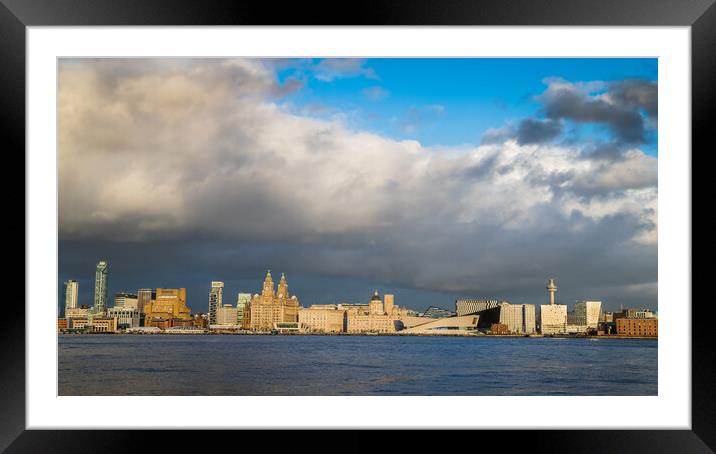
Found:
[93,260,109,314]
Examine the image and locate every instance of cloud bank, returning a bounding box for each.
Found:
[59,59,657,310]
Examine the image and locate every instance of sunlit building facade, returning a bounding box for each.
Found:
[144,288,191,321]
[299,306,347,333]
[248,271,300,331]
[540,304,568,334]
[64,280,79,318]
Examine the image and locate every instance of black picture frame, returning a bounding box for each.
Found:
[4,0,711,451]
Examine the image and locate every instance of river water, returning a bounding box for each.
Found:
[58,334,657,395]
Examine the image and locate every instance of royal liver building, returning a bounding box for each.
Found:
[247,270,299,331]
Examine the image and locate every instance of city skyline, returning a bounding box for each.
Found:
[59,58,658,314]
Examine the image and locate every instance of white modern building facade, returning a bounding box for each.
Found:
[64,280,79,317]
[540,304,568,334]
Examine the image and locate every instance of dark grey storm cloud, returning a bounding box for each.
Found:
[538,78,657,143]
[516,118,563,145]
[481,118,563,146]
[58,59,658,313]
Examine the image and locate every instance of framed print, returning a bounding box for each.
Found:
[5,0,713,451]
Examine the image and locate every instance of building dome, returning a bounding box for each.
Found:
[371,290,381,301]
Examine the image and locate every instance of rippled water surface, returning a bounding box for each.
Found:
[58,335,657,395]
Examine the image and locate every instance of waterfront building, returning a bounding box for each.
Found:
[236,293,251,327]
[144,288,191,322]
[400,314,480,334]
[92,260,109,314]
[568,301,602,329]
[137,288,155,314]
[347,313,398,333]
[208,281,224,325]
[565,324,589,334]
[539,278,567,334]
[455,299,502,316]
[299,306,347,333]
[616,317,658,337]
[145,318,172,330]
[65,306,89,319]
[248,271,300,331]
[64,280,79,318]
[498,303,537,334]
[70,317,117,333]
[170,318,195,328]
[58,318,68,331]
[216,304,239,326]
[540,304,568,334]
[346,291,401,333]
[107,306,140,328]
[454,299,534,334]
[113,292,139,310]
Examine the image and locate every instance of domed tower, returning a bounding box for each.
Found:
[262,270,275,299]
[369,289,384,315]
[277,273,289,300]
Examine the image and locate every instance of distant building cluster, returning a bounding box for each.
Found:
[59,263,656,337]
[452,278,657,337]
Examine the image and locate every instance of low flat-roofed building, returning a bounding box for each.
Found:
[70,317,118,333]
[274,322,302,333]
[165,326,204,334]
[126,326,162,334]
[400,314,479,334]
[145,317,172,330]
[566,324,589,334]
[58,318,68,331]
[616,317,658,337]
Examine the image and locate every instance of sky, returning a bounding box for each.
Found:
[58,58,658,315]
